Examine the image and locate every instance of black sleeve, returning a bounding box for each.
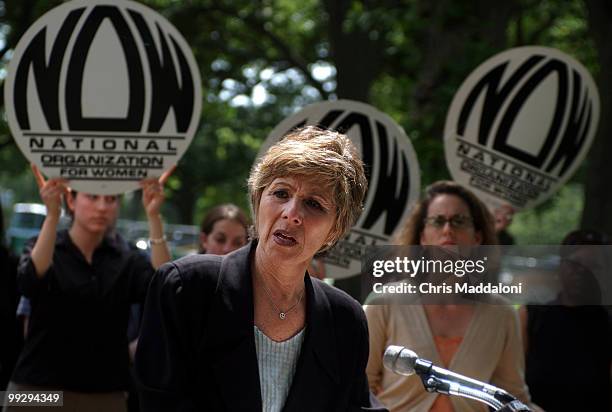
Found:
[16,237,51,298]
[352,305,389,412]
[0,248,20,311]
[127,248,155,303]
[134,263,199,412]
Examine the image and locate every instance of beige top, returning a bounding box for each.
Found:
[364,300,534,412]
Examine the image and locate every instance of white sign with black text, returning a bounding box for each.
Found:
[5,0,201,194]
[444,46,599,210]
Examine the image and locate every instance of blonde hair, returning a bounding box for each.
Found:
[248,126,367,252]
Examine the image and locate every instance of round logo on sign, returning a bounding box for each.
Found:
[444,46,599,210]
[261,100,421,279]
[5,0,201,194]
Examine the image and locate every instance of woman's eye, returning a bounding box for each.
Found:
[306,199,323,211]
[273,190,288,199]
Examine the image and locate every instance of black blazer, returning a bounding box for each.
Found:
[135,241,386,411]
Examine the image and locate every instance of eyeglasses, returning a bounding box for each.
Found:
[424,215,474,230]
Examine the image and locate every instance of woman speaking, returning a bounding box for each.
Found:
[136,126,386,411]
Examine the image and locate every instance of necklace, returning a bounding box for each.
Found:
[260,275,305,320]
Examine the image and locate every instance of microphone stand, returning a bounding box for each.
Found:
[416,359,532,412]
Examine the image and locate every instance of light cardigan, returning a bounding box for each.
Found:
[364,299,534,412]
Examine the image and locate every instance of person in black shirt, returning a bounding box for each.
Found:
[5,165,172,412]
[521,230,612,411]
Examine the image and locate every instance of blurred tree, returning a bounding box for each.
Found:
[582,0,612,236]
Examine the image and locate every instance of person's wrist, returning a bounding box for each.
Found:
[46,209,61,221]
[146,211,162,220]
[148,235,167,247]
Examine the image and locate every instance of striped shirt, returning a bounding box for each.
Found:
[254,326,305,412]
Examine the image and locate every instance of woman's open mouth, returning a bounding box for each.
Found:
[273,230,297,246]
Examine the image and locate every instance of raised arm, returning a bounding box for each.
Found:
[140,166,175,268]
[29,164,68,278]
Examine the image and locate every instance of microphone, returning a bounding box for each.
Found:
[383,345,504,395]
[383,345,532,411]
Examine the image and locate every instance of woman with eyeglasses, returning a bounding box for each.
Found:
[364,181,537,412]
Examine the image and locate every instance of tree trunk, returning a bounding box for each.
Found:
[581,0,612,234]
[173,178,198,225]
[324,0,384,101]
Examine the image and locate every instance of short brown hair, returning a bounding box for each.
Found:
[248,126,367,252]
[395,180,497,245]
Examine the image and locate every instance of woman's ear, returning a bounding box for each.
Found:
[200,232,208,250]
[474,230,483,245]
[65,190,76,213]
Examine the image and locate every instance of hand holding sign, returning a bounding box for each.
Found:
[140,165,176,219]
[494,204,515,233]
[31,163,69,219]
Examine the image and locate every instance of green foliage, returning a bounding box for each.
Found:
[0,168,39,204]
[0,0,602,237]
[510,184,584,244]
[508,0,597,73]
